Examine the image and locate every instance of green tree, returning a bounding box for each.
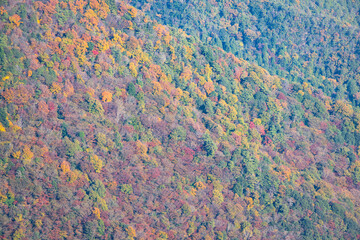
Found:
[203,132,217,157]
[0,108,9,128]
[127,82,137,97]
[170,126,187,142]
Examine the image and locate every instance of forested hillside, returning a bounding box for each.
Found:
[0,0,360,239]
[132,0,360,107]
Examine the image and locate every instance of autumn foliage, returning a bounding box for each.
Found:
[0,0,359,239]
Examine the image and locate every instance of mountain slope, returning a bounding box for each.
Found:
[0,0,359,239]
[131,0,360,107]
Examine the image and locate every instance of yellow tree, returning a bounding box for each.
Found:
[126,226,136,240]
[98,4,110,19]
[98,39,110,52]
[204,64,213,80]
[152,81,163,95]
[194,181,206,190]
[184,45,193,61]
[75,0,87,14]
[93,207,101,219]
[163,33,171,45]
[129,62,138,77]
[101,91,113,102]
[213,189,224,205]
[50,82,62,94]
[128,6,137,18]
[334,100,354,117]
[0,123,5,132]
[22,145,34,165]
[2,88,14,103]
[212,180,224,205]
[60,161,71,173]
[9,14,22,27]
[89,0,101,10]
[90,154,103,173]
[153,24,167,38]
[228,106,238,120]
[136,140,148,156]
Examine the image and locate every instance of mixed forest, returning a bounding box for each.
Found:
[0,0,360,239]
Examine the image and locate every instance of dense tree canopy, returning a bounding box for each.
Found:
[0,0,359,239]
